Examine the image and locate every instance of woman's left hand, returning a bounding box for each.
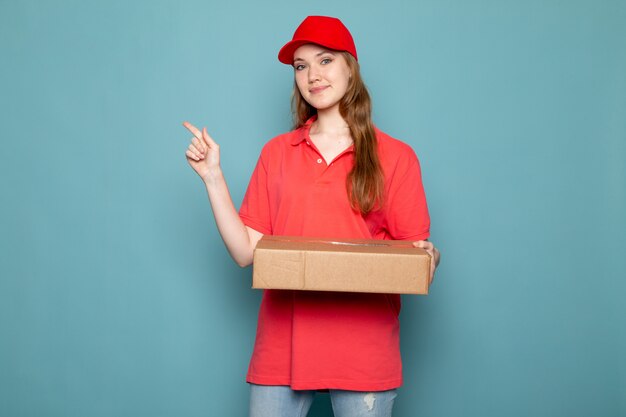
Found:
[413,240,440,285]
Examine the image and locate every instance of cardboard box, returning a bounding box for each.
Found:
[252,236,431,294]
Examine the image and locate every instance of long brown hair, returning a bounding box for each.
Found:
[291,52,384,214]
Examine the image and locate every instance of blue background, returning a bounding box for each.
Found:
[1,1,625,416]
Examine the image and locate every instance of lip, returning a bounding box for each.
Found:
[309,85,329,94]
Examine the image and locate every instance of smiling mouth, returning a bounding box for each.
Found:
[309,86,329,94]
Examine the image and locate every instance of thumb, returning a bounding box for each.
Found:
[413,240,433,250]
[202,127,219,149]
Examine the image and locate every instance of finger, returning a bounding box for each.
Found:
[188,144,204,159]
[183,121,203,140]
[191,137,206,153]
[186,149,201,161]
[413,240,433,250]
[202,127,219,148]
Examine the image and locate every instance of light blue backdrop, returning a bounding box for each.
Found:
[1,1,624,416]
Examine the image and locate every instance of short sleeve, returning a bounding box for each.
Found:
[239,152,273,235]
[383,147,430,241]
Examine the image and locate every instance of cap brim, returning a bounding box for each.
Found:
[278,39,310,65]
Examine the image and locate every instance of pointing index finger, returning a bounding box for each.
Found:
[183,121,203,140]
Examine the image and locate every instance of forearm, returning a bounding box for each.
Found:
[203,168,257,267]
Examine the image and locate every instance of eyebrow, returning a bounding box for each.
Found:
[293,50,336,63]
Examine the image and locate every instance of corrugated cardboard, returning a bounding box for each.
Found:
[252,236,431,294]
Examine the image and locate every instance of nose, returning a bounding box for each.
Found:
[307,64,321,84]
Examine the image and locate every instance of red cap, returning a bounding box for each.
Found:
[278,16,357,65]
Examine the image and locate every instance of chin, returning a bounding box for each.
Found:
[307,100,338,112]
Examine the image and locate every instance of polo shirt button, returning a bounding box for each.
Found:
[317,158,323,164]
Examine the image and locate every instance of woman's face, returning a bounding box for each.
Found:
[293,44,351,112]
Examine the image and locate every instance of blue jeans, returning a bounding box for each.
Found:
[249,384,397,417]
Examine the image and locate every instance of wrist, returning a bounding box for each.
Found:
[202,167,224,186]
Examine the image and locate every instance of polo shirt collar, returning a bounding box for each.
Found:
[290,115,318,145]
[290,115,357,157]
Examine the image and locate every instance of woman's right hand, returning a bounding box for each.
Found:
[182,121,261,266]
[183,121,221,182]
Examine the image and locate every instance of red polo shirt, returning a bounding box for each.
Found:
[239,117,430,391]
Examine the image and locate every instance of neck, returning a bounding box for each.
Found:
[313,107,350,135]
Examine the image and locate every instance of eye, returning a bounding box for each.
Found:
[321,58,332,65]
[294,63,306,71]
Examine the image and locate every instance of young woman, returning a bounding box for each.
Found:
[184,15,440,417]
